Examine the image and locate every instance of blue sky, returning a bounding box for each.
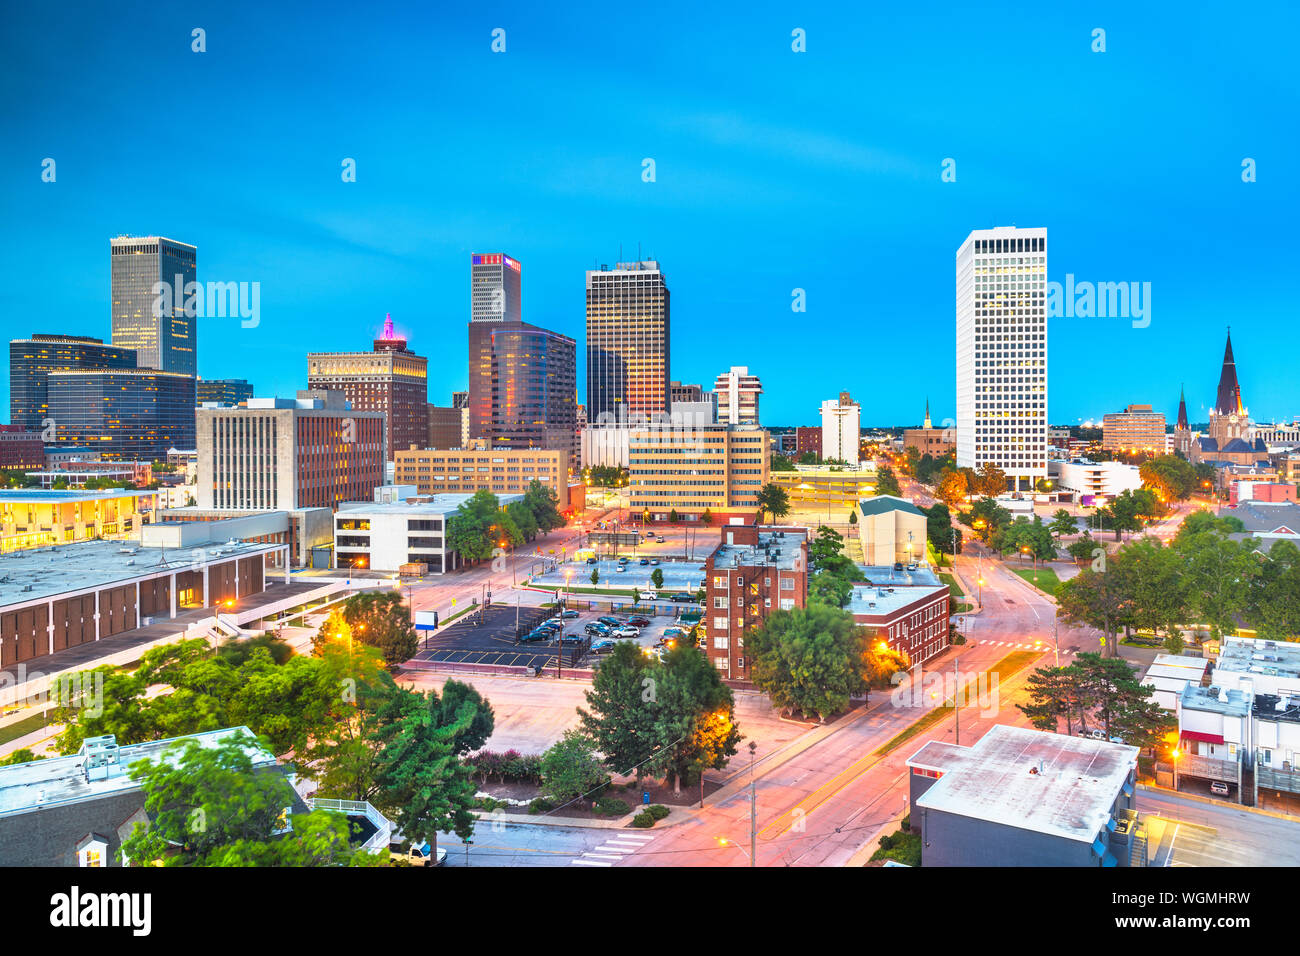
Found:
[2,1,1296,427]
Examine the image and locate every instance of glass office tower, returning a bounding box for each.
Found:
[110,235,198,375]
[8,334,139,429]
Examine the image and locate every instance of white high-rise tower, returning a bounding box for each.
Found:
[956,226,1048,492]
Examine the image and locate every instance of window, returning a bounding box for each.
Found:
[713,636,728,650]
[713,617,729,630]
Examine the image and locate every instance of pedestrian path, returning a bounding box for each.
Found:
[971,639,1076,656]
[570,832,654,866]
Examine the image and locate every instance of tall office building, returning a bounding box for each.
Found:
[110,235,197,375]
[586,260,670,421]
[1102,404,1165,453]
[820,392,861,465]
[9,334,138,429]
[47,369,196,460]
[307,315,428,460]
[468,320,577,457]
[955,226,1048,491]
[714,366,762,425]
[470,253,522,324]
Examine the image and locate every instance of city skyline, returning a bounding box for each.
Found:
[2,3,1297,428]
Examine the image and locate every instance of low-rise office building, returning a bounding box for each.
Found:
[627,424,768,524]
[847,580,950,668]
[393,440,577,512]
[1102,404,1166,453]
[907,725,1142,867]
[0,488,158,554]
[1047,458,1143,500]
[771,466,879,519]
[1142,653,1210,711]
[702,525,808,682]
[334,492,523,573]
[0,426,45,470]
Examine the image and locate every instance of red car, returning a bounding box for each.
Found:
[627,616,651,627]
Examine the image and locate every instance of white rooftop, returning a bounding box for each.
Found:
[335,492,524,517]
[1217,636,1300,681]
[848,582,947,617]
[0,728,274,818]
[908,725,1138,843]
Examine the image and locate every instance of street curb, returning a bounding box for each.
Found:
[1137,782,1300,824]
[472,809,637,829]
[844,812,908,867]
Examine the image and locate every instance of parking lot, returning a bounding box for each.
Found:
[406,600,703,672]
[531,557,704,594]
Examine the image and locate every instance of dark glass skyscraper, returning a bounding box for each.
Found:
[110,235,198,375]
[196,378,254,407]
[468,321,577,456]
[46,369,196,460]
[8,334,138,430]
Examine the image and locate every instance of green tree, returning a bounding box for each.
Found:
[507,499,539,541]
[590,567,600,587]
[770,454,797,473]
[1048,509,1079,539]
[314,590,418,667]
[371,685,485,864]
[700,508,713,526]
[446,490,518,563]
[1249,540,1300,641]
[648,644,740,794]
[922,502,961,564]
[651,567,665,590]
[578,642,661,786]
[936,469,970,508]
[540,730,610,805]
[523,478,565,533]
[746,603,867,720]
[874,466,902,497]
[755,483,791,524]
[976,462,1008,496]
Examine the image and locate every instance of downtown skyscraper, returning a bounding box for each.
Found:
[110,235,198,375]
[955,226,1048,492]
[466,254,578,457]
[585,260,670,421]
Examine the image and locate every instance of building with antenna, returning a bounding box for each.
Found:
[306,315,428,459]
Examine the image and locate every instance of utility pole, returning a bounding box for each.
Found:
[953,657,960,746]
[748,740,757,868]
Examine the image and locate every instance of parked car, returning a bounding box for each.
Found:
[638,558,649,566]
[615,564,626,573]
[1210,781,1230,796]
[649,558,660,566]
[906,563,918,571]
[612,625,640,638]
[554,634,585,646]
[519,630,550,643]
[598,616,621,626]
[538,620,562,631]
[586,557,598,565]
[389,839,446,867]
[590,639,617,654]
[670,592,694,603]
[656,535,665,543]
[618,556,630,565]
[893,562,904,572]
[561,609,580,619]
[663,626,688,638]
[628,616,651,627]
[585,623,611,636]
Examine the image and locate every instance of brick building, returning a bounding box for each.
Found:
[702,525,809,683]
[795,425,822,460]
[848,580,951,668]
[0,425,44,470]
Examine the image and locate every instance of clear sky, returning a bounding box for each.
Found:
[2,1,1296,428]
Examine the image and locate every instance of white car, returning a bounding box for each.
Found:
[612,625,640,638]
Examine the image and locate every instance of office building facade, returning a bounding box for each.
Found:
[468,320,578,456]
[196,391,385,510]
[110,235,197,375]
[586,261,670,419]
[470,253,522,325]
[306,315,428,460]
[1102,404,1165,453]
[393,440,577,511]
[9,335,138,430]
[714,366,762,425]
[627,424,768,522]
[956,226,1049,492]
[46,369,196,461]
[820,392,861,465]
[196,378,254,407]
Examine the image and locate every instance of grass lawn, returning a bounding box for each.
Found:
[937,572,964,599]
[0,710,50,747]
[1013,567,1061,597]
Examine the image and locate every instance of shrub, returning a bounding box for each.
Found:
[594,796,631,817]
[527,797,555,815]
[647,804,670,821]
[467,749,543,784]
[630,811,656,828]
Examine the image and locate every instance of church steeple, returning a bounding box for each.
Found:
[1176,383,1189,431]
[1214,327,1244,417]
[923,397,932,429]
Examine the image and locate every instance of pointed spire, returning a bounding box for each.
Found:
[382,312,396,340]
[1176,382,1189,431]
[923,397,932,429]
[1214,327,1244,416]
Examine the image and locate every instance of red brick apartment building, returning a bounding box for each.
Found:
[702,525,809,684]
[848,581,951,668]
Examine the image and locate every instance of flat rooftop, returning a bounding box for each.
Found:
[0,538,277,608]
[1216,636,1300,681]
[1180,683,1251,717]
[336,492,524,517]
[908,724,1137,843]
[848,582,948,617]
[0,727,273,818]
[0,488,154,504]
[856,564,941,587]
[710,528,807,571]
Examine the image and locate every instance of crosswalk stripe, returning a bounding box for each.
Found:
[571,859,611,867]
[582,853,625,862]
[614,834,654,842]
